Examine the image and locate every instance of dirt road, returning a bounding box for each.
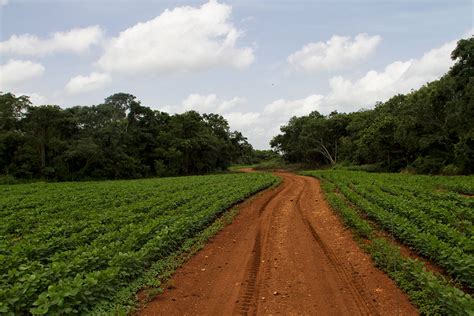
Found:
[138,172,417,315]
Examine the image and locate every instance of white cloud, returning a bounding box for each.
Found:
[65,72,111,94]
[224,111,261,130]
[0,26,104,56]
[288,33,381,73]
[0,0,8,6]
[14,92,47,105]
[272,38,458,118]
[264,95,325,118]
[28,93,47,105]
[181,93,245,113]
[325,39,457,111]
[97,0,254,75]
[163,93,245,115]
[0,59,45,90]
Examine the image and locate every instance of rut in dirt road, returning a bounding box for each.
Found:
[138,172,418,316]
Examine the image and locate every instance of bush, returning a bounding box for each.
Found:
[252,158,286,171]
[340,163,385,173]
[412,156,444,174]
[0,175,19,185]
[440,164,463,176]
[400,166,417,174]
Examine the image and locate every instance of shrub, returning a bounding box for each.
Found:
[440,164,463,176]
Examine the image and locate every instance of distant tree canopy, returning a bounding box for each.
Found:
[271,37,474,174]
[0,92,257,180]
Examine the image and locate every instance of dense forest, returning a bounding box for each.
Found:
[271,37,474,174]
[0,92,261,180]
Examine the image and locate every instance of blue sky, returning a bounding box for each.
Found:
[0,0,472,148]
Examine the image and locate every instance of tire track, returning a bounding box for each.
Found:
[297,176,378,315]
[236,230,262,315]
[235,177,293,315]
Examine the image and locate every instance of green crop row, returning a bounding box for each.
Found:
[350,184,472,252]
[305,170,473,290]
[0,173,278,315]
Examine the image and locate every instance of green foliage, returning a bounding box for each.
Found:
[253,149,281,162]
[334,163,385,173]
[252,157,287,171]
[304,170,474,315]
[273,37,474,174]
[368,239,474,316]
[440,164,463,176]
[0,92,256,181]
[0,175,19,185]
[0,173,277,314]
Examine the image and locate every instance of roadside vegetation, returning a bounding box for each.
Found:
[303,170,474,315]
[0,172,277,315]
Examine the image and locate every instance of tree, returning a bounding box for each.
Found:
[271,36,474,174]
[23,105,74,178]
[0,93,31,174]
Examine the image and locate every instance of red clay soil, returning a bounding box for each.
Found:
[138,172,417,315]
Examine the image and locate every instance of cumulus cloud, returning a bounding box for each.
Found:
[13,92,47,105]
[27,93,47,105]
[97,0,254,75]
[288,33,381,73]
[270,38,458,120]
[224,111,261,130]
[181,93,246,113]
[65,72,111,94]
[325,39,457,111]
[264,95,325,118]
[0,26,104,56]
[0,59,45,90]
[163,93,244,115]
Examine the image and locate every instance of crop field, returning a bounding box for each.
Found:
[0,173,277,315]
[303,170,474,314]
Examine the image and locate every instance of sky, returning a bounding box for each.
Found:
[0,0,472,149]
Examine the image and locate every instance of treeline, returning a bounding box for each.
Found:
[271,37,473,174]
[0,93,257,180]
